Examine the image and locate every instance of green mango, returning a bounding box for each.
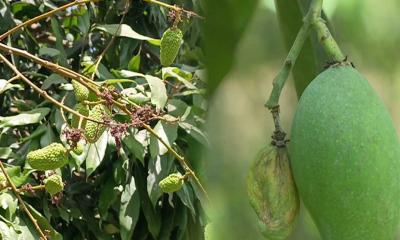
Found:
[289,66,400,239]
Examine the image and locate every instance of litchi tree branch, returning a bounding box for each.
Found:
[0,162,47,239]
[143,0,204,19]
[0,0,94,41]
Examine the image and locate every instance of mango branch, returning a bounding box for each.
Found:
[0,161,47,240]
[143,0,204,19]
[0,0,94,41]
[265,0,345,109]
[265,23,310,109]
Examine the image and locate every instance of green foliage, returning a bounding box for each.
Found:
[27,143,68,171]
[203,0,259,96]
[0,0,207,239]
[290,66,400,239]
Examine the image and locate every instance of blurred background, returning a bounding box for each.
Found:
[205,0,400,239]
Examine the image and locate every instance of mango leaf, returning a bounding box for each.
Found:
[99,178,119,219]
[95,24,161,45]
[133,163,161,239]
[0,79,23,94]
[0,147,12,159]
[128,51,141,72]
[41,73,67,90]
[149,121,178,157]
[119,176,140,240]
[0,108,50,128]
[86,131,108,176]
[162,67,196,90]
[144,75,168,110]
[0,192,17,220]
[25,203,63,240]
[147,155,174,206]
[179,122,209,146]
[204,0,259,96]
[176,183,196,219]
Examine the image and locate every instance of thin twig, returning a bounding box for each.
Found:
[0,0,93,41]
[0,54,103,125]
[143,0,204,19]
[89,0,130,80]
[0,161,47,239]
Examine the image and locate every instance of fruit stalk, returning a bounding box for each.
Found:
[265,0,344,109]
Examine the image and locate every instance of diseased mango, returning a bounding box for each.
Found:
[160,27,183,66]
[247,145,299,240]
[44,174,64,195]
[289,66,400,239]
[84,104,110,143]
[27,143,68,171]
[159,173,183,193]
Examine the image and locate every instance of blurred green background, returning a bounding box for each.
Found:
[205,0,400,239]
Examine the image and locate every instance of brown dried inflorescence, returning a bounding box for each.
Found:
[63,127,83,148]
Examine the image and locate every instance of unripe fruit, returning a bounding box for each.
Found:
[247,145,299,240]
[84,104,110,143]
[0,173,7,189]
[160,27,183,66]
[44,174,64,195]
[290,66,400,239]
[71,103,89,129]
[27,143,68,171]
[72,143,84,155]
[72,80,90,102]
[159,173,183,193]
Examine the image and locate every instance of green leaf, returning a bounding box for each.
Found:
[119,176,140,240]
[39,124,57,147]
[147,155,174,206]
[144,75,168,110]
[0,108,50,128]
[41,73,67,90]
[99,177,119,219]
[86,131,108,176]
[128,52,141,72]
[0,147,12,159]
[25,203,63,240]
[179,122,209,146]
[162,67,196,90]
[38,47,60,57]
[0,192,17,220]
[203,0,259,96]
[133,163,161,239]
[176,183,196,218]
[95,24,161,45]
[123,130,148,164]
[0,79,23,94]
[149,121,178,157]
